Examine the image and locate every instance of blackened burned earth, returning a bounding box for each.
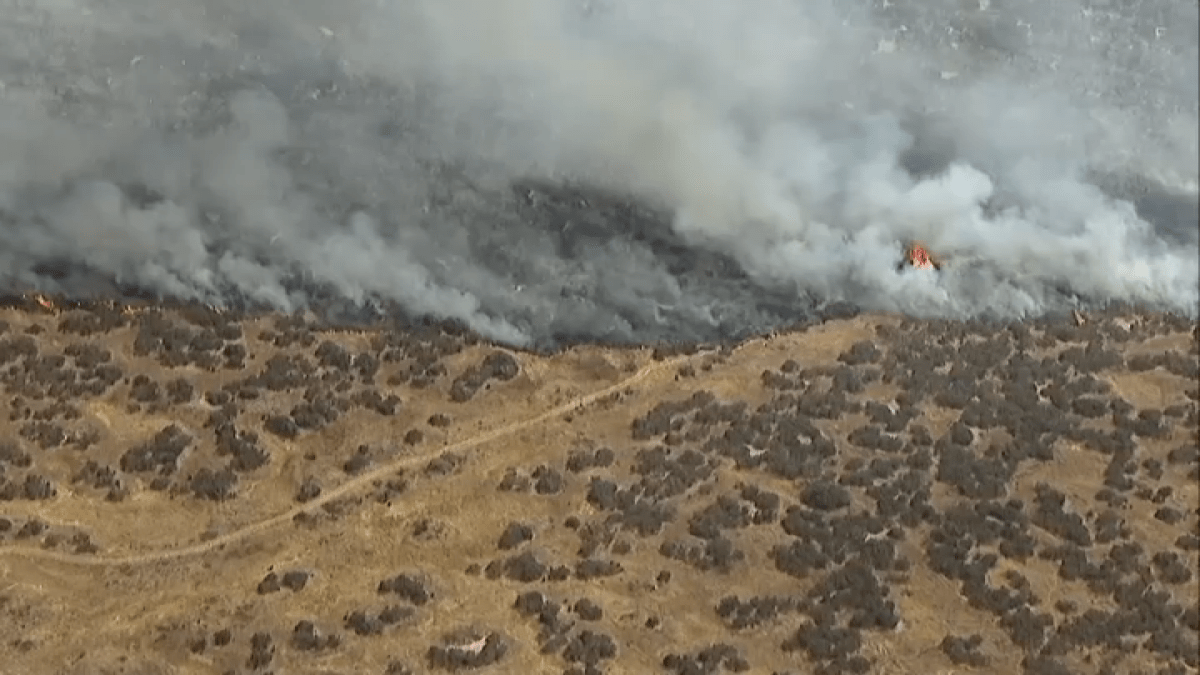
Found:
[7,175,1194,353]
[3,178,842,351]
[0,300,1195,674]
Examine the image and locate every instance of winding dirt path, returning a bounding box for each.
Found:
[0,351,707,568]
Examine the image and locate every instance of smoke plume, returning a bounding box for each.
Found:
[1,0,1196,347]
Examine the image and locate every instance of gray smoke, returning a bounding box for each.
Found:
[0,0,1196,347]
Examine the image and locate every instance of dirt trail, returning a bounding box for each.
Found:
[0,351,706,568]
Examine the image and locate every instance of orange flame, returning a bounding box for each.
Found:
[905,242,939,271]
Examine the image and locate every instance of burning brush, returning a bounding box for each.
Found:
[900,241,943,271]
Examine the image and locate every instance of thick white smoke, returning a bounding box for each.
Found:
[0,0,1196,345]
